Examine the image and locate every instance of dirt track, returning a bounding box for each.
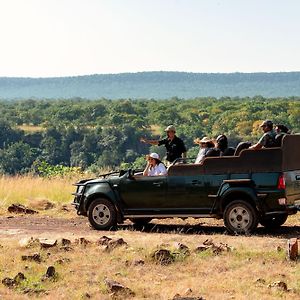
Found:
[0,215,299,241]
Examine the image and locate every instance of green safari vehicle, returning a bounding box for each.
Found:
[72,134,300,234]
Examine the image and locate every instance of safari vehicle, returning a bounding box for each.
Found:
[72,134,300,234]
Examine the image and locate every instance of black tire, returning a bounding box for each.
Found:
[129,218,152,225]
[259,214,288,229]
[88,198,117,230]
[224,200,258,234]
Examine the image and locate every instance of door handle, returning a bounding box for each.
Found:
[191,180,201,185]
[153,182,162,187]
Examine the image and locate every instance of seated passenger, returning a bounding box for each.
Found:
[274,124,290,147]
[194,137,219,164]
[143,153,167,176]
[249,120,276,150]
[216,134,235,156]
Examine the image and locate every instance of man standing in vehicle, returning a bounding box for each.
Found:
[249,120,276,150]
[140,125,187,163]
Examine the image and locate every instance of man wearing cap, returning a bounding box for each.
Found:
[249,120,276,150]
[140,125,187,163]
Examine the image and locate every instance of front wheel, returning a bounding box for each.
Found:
[88,198,117,230]
[224,200,258,234]
[259,214,288,229]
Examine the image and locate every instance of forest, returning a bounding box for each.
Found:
[1,71,300,99]
[0,96,299,175]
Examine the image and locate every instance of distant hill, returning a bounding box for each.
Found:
[1,71,300,99]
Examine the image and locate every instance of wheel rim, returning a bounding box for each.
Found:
[228,206,251,231]
[92,204,111,226]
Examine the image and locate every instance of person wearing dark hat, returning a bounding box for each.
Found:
[140,125,187,163]
[249,120,276,150]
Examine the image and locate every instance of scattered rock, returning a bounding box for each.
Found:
[255,278,266,284]
[83,292,91,299]
[39,238,57,248]
[7,204,38,214]
[174,242,190,255]
[97,236,128,251]
[14,272,26,284]
[2,277,16,288]
[21,253,42,263]
[2,272,26,288]
[184,288,193,295]
[133,259,145,266]
[97,236,112,245]
[61,204,71,212]
[287,238,298,261]
[172,294,204,300]
[42,266,57,281]
[56,258,71,264]
[151,249,175,265]
[75,237,91,247]
[59,238,71,246]
[19,237,39,248]
[104,278,135,297]
[45,266,56,278]
[268,281,288,291]
[27,199,55,210]
[195,239,232,255]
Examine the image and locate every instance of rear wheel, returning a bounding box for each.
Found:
[224,200,258,234]
[88,198,117,230]
[259,214,288,229]
[129,218,152,225]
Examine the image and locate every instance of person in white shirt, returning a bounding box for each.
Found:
[194,137,215,164]
[143,153,167,176]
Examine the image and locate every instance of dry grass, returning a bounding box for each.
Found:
[0,175,81,210]
[0,225,300,300]
[0,176,299,299]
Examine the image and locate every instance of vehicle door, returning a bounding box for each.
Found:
[118,174,167,210]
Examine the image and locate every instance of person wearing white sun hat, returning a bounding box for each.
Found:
[194,136,216,164]
[143,152,167,176]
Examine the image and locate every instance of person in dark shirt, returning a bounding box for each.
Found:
[274,124,290,147]
[215,134,235,156]
[140,125,187,163]
[249,120,276,150]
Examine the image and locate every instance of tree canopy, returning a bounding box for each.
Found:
[0,96,299,174]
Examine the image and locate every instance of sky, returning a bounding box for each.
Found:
[0,0,299,77]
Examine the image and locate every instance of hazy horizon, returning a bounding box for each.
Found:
[1,70,300,80]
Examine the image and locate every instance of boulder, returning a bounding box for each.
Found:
[151,249,175,265]
[21,253,42,263]
[104,278,135,297]
[268,281,288,291]
[8,204,37,214]
[39,238,57,248]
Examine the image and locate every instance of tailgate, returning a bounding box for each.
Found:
[282,135,300,205]
[284,170,300,205]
